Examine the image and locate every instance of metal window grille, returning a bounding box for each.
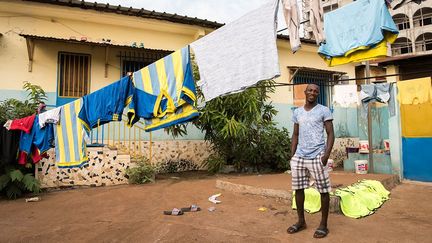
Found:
[393,14,411,30]
[392,38,413,55]
[323,3,338,14]
[415,34,432,52]
[119,50,172,77]
[413,8,432,27]
[58,52,91,97]
[293,70,333,106]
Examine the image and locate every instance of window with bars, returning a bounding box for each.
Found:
[121,60,152,77]
[323,4,338,14]
[415,33,432,52]
[291,70,333,107]
[58,52,91,97]
[393,14,411,30]
[119,50,172,78]
[392,38,413,55]
[413,8,432,27]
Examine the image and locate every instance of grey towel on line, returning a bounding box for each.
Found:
[190,0,281,102]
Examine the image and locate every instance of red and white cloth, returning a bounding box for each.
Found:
[7,114,36,134]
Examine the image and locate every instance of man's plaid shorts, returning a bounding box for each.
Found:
[290,153,331,193]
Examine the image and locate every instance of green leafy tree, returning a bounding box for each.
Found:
[166,58,291,172]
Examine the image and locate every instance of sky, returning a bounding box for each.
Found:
[94,0,269,24]
[93,0,299,34]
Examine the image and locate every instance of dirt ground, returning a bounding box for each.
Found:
[0,173,431,243]
[219,172,396,191]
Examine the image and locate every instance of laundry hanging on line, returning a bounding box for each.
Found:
[4,0,407,169]
[324,40,391,67]
[308,0,326,45]
[332,84,359,108]
[318,0,399,66]
[11,114,40,164]
[127,46,199,132]
[398,77,432,138]
[38,106,61,128]
[190,0,280,102]
[5,114,36,133]
[78,75,134,131]
[359,83,396,119]
[15,115,53,164]
[55,98,88,169]
[396,77,432,105]
[0,122,20,166]
[282,0,301,53]
[9,45,198,168]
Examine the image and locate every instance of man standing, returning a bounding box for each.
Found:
[287,84,335,239]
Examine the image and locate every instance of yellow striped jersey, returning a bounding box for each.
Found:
[128,46,199,131]
[54,98,88,168]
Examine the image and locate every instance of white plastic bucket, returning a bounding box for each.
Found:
[355,160,368,174]
[359,140,369,153]
[327,159,334,172]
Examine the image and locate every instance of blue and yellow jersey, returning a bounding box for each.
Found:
[18,115,54,161]
[78,76,134,131]
[55,98,88,168]
[128,46,199,131]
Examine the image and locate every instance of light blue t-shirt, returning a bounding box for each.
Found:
[318,0,398,58]
[292,104,333,159]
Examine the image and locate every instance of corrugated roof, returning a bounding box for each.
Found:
[23,0,224,29]
[22,0,317,45]
[286,66,346,75]
[19,33,174,53]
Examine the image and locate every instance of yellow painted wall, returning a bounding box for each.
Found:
[0,0,356,106]
[0,1,208,93]
[273,41,356,104]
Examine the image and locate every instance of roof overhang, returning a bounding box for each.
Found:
[19,33,173,77]
[19,34,173,52]
[22,1,316,45]
[286,66,347,75]
[372,53,432,66]
[23,0,224,29]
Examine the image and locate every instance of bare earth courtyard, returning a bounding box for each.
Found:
[0,173,431,243]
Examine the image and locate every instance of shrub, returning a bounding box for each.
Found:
[253,126,291,171]
[125,157,156,184]
[164,58,292,173]
[0,82,46,124]
[0,166,40,199]
[202,154,226,174]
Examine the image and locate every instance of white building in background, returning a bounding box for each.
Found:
[391,1,432,55]
[303,0,432,57]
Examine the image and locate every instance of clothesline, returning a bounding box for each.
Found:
[276,19,310,33]
[266,69,432,88]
